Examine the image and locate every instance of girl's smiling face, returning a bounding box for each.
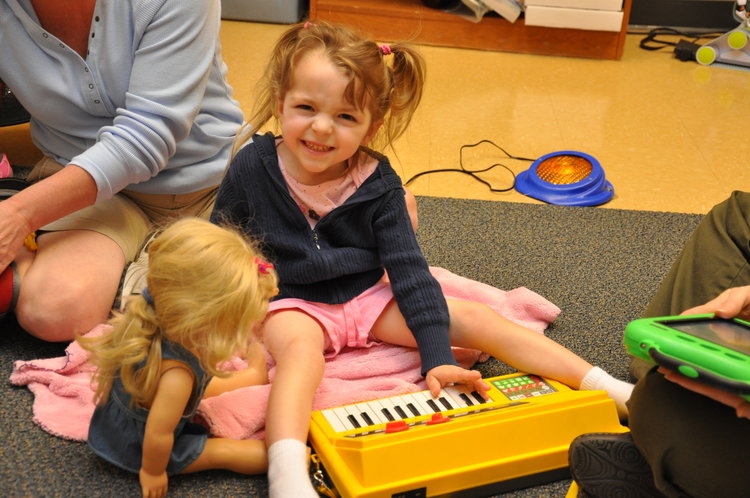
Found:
[277,50,381,185]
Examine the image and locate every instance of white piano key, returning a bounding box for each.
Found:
[442,386,472,408]
[352,403,376,428]
[412,391,440,414]
[336,406,358,426]
[382,396,411,420]
[343,404,367,429]
[400,393,428,417]
[355,400,385,426]
[368,399,394,425]
[322,408,349,433]
[377,397,399,421]
[436,389,459,411]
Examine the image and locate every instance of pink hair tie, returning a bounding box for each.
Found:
[380,44,392,55]
[254,258,274,275]
[303,21,314,28]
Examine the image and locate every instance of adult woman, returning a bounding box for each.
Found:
[0,0,243,341]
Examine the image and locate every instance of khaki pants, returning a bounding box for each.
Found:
[29,157,217,262]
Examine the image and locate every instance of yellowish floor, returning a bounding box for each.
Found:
[3,21,747,215]
[220,20,750,215]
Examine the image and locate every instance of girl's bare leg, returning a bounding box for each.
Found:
[262,310,326,497]
[372,298,632,415]
[373,299,590,385]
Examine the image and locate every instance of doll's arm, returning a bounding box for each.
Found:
[140,366,194,498]
[204,342,269,398]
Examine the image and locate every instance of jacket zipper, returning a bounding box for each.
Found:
[312,229,321,250]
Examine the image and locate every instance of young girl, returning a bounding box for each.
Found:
[81,217,278,497]
[210,21,634,497]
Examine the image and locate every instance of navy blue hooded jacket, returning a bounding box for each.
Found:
[210,132,457,374]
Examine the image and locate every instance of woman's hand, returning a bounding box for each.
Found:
[681,286,750,321]
[425,364,490,399]
[0,200,33,271]
[0,165,97,271]
[658,367,750,420]
[139,468,168,498]
[670,286,750,419]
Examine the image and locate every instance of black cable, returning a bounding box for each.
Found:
[631,27,724,52]
[404,139,534,193]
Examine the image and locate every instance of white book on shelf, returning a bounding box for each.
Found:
[524,5,624,32]
[482,0,523,23]
[523,0,623,11]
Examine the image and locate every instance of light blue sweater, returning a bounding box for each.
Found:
[0,0,243,201]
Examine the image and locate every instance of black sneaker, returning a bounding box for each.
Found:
[569,432,665,497]
[0,177,31,200]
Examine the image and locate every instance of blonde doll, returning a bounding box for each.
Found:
[81,217,278,497]
[210,21,633,497]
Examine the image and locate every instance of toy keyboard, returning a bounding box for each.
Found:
[309,372,627,497]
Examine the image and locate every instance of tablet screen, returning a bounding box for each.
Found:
[666,319,750,356]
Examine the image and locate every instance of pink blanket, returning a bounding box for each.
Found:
[10,267,560,441]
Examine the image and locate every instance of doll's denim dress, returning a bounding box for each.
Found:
[87,339,210,475]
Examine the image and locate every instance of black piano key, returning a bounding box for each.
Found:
[459,393,474,406]
[426,399,441,412]
[361,412,375,426]
[381,408,395,421]
[347,414,361,428]
[406,403,421,417]
[471,391,487,404]
[394,405,409,419]
[438,397,454,410]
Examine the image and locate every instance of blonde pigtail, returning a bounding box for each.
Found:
[381,43,426,148]
[80,295,162,406]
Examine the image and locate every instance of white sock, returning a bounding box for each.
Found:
[580,366,634,419]
[267,439,318,498]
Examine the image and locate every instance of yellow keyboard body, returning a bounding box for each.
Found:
[309,372,627,497]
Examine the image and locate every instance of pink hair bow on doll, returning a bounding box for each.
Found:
[380,44,392,55]
[254,258,274,275]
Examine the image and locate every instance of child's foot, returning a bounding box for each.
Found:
[267,439,318,498]
[580,366,634,419]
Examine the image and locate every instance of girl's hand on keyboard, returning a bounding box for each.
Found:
[426,365,490,400]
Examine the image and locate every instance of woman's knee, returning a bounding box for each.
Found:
[15,275,113,341]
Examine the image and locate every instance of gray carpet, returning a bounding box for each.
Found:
[0,196,703,497]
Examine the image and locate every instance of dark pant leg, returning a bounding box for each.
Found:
[645,190,750,316]
[631,190,750,379]
[629,369,750,498]
[628,191,750,496]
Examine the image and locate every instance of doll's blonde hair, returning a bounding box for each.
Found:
[81,217,278,407]
[232,20,426,160]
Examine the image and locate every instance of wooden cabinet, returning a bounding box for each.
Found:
[309,0,633,60]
